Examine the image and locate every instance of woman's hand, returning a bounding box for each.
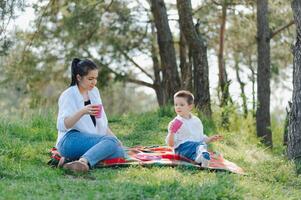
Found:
[83,104,100,116]
[106,127,123,146]
[116,139,123,147]
[207,134,223,143]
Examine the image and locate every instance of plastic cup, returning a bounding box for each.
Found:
[94,104,103,118]
[170,119,183,133]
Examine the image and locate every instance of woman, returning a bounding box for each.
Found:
[56,58,124,173]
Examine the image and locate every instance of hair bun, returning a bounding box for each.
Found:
[72,58,81,67]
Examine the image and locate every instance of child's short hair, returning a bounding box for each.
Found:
[174,90,194,105]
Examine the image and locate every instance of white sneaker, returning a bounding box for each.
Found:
[200,155,210,168]
[195,151,210,168]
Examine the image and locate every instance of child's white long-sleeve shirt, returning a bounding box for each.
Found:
[165,114,208,149]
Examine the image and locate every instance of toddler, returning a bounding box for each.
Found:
[165,90,222,167]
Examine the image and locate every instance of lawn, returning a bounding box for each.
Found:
[0,107,300,200]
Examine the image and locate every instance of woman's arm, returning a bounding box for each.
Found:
[64,104,98,129]
[106,127,123,146]
[106,127,117,138]
[64,109,86,129]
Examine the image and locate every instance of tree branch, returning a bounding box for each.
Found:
[118,48,154,80]
[212,0,221,6]
[270,20,294,39]
[126,78,155,88]
[21,0,53,62]
[83,48,155,89]
[212,0,246,8]
[245,20,295,50]
[104,0,114,11]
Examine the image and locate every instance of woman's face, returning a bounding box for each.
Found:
[77,69,99,91]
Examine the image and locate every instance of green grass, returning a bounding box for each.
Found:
[0,108,301,200]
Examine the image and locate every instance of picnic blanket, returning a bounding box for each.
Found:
[48,146,244,174]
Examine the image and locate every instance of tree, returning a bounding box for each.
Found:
[256,0,272,147]
[2,0,156,107]
[234,54,248,118]
[288,0,301,173]
[150,21,166,106]
[1,0,295,116]
[0,0,25,55]
[179,28,193,91]
[6,0,182,108]
[216,0,231,108]
[149,0,180,103]
[177,0,211,117]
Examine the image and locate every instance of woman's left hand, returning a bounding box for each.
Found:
[107,127,123,146]
[116,139,123,147]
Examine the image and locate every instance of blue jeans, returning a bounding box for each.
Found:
[175,141,207,161]
[57,130,125,167]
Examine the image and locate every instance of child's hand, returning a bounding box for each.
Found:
[170,119,183,134]
[208,135,223,143]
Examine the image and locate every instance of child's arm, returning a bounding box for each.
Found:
[166,119,182,147]
[166,132,175,147]
[205,134,223,143]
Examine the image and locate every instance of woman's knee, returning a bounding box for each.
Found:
[103,135,119,144]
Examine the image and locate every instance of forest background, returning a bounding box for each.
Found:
[0,0,293,117]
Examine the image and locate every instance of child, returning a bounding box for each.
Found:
[165,90,223,167]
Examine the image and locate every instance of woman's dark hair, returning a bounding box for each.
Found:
[70,58,98,86]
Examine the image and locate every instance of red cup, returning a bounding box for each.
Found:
[170,119,183,133]
[94,104,103,118]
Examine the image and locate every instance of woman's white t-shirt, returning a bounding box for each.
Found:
[56,85,108,146]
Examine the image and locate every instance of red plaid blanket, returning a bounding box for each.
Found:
[48,146,244,174]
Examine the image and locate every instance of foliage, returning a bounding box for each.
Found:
[1,0,153,110]
[0,0,25,55]
[0,108,300,199]
[0,0,295,118]
[194,0,294,111]
[101,82,157,116]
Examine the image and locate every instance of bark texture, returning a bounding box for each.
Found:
[179,30,193,91]
[256,0,272,147]
[151,22,166,106]
[288,1,301,167]
[218,1,231,107]
[177,0,211,117]
[234,56,248,118]
[150,0,180,102]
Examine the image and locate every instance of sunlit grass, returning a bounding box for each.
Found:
[0,107,300,199]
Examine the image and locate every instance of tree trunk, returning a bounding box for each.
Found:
[288,0,301,173]
[177,0,211,117]
[151,22,166,107]
[150,0,180,102]
[256,0,272,147]
[248,55,256,117]
[234,56,248,118]
[179,30,193,91]
[284,102,291,146]
[218,1,231,107]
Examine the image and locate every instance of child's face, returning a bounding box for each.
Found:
[174,97,193,118]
